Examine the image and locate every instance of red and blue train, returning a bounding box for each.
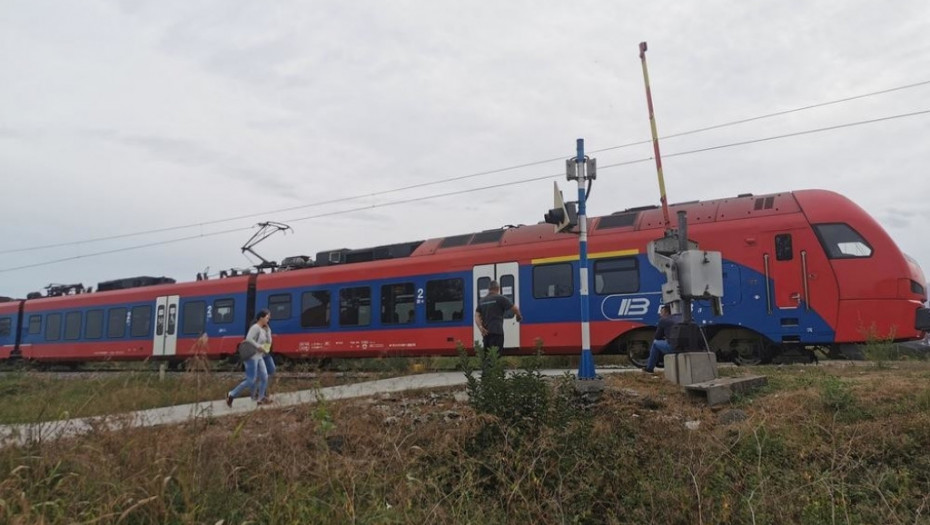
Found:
[2,189,928,367]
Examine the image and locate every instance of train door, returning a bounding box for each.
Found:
[473,262,520,349]
[153,295,179,357]
[768,232,805,309]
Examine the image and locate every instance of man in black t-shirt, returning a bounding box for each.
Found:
[475,280,523,352]
[644,304,676,373]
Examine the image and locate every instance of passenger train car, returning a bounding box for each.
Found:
[1,189,928,367]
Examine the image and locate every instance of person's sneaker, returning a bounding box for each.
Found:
[226,393,234,407]
[257,397,273,406]
[642,368,655,373]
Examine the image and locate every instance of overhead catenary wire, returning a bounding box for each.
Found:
[3,106,929,274]
[3,79,929,256]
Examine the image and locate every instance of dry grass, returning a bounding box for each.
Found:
[1,360,930,524]
[0,364,394,425]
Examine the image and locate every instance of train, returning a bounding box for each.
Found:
[2,188,929,368]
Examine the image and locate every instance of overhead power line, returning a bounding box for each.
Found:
[592,78,930,153]
[4,79,929,256]
[3,107,928,274]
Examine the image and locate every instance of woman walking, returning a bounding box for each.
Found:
[226,309,272,406]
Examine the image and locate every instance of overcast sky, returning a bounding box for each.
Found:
[2,0,929,298]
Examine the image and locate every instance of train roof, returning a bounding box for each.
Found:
[0,301,20,314]
[12,188,855,301]
[409,189,818,255]
[21,275,252,311]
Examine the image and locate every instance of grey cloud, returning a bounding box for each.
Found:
[879,208,923,230]
[117,135,218,167]
[223,166,295,200]
[0,126,45,141]
[84,130,298,199]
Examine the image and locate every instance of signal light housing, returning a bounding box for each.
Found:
[543,182,578,233]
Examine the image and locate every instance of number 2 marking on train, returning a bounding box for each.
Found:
[416,288,425,304]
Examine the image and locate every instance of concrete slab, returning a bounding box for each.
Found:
[663,352,718,385]
[0,368,633,448]
[684,375,768,406]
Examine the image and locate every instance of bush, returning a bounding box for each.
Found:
[459,343,553,431]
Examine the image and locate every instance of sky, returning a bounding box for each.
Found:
[2,0,929,299]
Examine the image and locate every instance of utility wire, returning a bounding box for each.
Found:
[661,108,930,159]
[3,107,928,274]
[592,79,930,153]
[4,79,929,256]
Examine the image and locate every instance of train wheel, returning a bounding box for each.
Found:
[732,338,769,366]
[625,337,652,368]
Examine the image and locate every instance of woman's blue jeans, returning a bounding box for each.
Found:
[229,356,268,400]
[261,353,276,377]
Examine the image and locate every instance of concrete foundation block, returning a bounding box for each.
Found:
[663,352,718,386]
[684,375,768,406]
[573,378,605,395]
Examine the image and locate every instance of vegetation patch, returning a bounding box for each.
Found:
[1,359,929,523]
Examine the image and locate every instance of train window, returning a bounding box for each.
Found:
[533,263,573,298]
[107,308,127,338]
[156,305,165,336]
[340,287,371,327]
[130,305,152,337]
[268,294,292,320]
[775,234,793,261]
[476,277,491,299]
[381,283,415,324]
[814,224,873,259]
[167,304,177,335]
[426,278,464,322]
[912,280,926,297]
[85,310,104,339]
[28,315,41,335]
[64,311,82,340]
[301,290,331,328]
[0,318,10,337]
[182,301,206,335]
[499,275,516,319]
[213,299,235,324]
[45,313,62,341]
[594,257,639,294]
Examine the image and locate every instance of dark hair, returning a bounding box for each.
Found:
[488,280,500,290]
[256,309,271,321]
[660,304,671,313]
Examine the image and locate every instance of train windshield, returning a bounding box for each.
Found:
[813,223,873,259]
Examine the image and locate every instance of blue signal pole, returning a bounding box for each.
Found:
[573,138,596,379]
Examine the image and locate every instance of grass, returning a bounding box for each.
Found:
[0,365,382,425]
[2,356,930,523]
[0,353,632,425]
